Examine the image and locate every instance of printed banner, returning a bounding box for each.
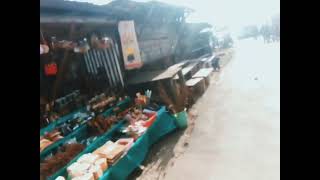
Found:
[118,21,143,70]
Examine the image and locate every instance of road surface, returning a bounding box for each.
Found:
[162,39,280,180]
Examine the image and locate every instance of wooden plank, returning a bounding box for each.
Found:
[127,65,182,85]
[186,77,204,87]
[173,62,199,80]
[192,68,213,78]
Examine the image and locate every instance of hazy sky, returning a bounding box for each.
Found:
[71,0,280,34]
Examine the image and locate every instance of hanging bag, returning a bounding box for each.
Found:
[44,62,58,76]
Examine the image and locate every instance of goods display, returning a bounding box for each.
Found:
[44,62,58,76]
[40,130,64,152]
[88,94,117,113]
[40,138,53,152]
[40,44,50,54]
[53,90,85,117]
[90,34,111,49]
[59,113,92,136]
[40,89,181,180]
[40,114,91,153]
[40,94,128,139]
[50,35,114,53]
[40,16,194,180]
[54,103,160,180]
[40,97,131,179]
[64,140,128,180]
[123,108,157,138]
[89,106,178,180]
[67,153,107,179]
[93,141,126,165]
[87,115,119,136]
[134,93,148,106]
[115,138,134,152]
[40,143,85,180]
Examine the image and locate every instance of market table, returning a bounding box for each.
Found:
[192,68,213,87]
[173,61,200,80]
[47,106,177,180]
[99,106,177,180]
[40,123,88,160]
[42,98,132,177]
[48,120,126,180]
[40,107,87,136]
[40,98,131,159]
[192,68,213,79]
[40,97,131,136]
[48,106,177,180]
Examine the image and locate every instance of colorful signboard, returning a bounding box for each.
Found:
[118,21,143,70]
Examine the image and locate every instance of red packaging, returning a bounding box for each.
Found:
[44,63,58,76]
[142,113,157,127]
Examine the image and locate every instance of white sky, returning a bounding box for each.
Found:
[70,0,280,35]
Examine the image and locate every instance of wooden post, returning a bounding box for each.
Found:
[177,69,185,85]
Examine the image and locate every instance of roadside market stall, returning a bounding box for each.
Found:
[40,21,182,180]
[40,1,195,180]
[48,105,177,180]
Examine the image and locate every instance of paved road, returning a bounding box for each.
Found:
[163,39,280,180]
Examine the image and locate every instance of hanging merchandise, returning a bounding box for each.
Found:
[90,34,99,49]
[51,37,77,50]
[44,62,58,76]
[90,34,111,49]
[99,37,111,49]
[56,40,76,50]
[40,44,49,54]
[40,30,49,54]
[74,38,90,53]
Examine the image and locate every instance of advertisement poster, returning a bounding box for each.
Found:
[118,21,143,70]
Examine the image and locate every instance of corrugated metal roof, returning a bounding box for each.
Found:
[40,16,117,24]
[40,0,191,17]
[40,0,111,15]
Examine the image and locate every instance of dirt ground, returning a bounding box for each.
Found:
[159,39,280,180]
[128,48,234,180]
